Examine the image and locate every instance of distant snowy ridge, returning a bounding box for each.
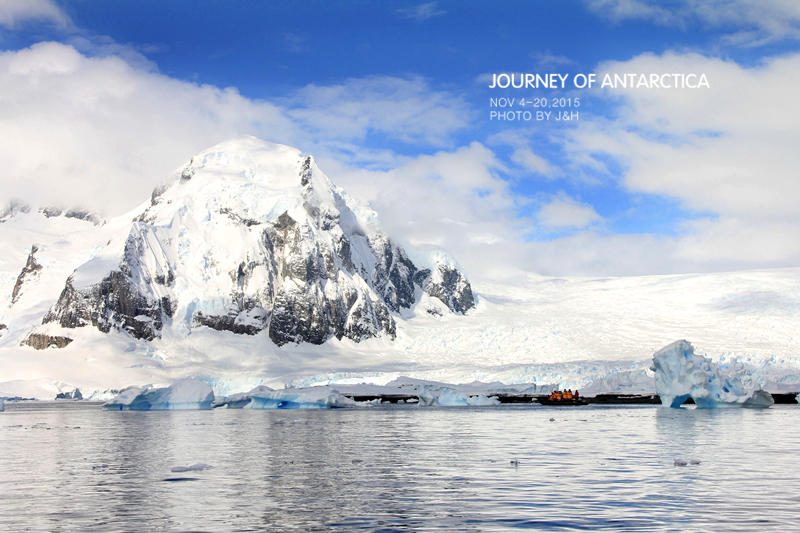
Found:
[27,136,474,348]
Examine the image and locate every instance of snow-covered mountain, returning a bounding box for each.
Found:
[15,136,475,351]
[2,136,800,399]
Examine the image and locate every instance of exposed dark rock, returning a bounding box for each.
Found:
[368,235,418,313]
[180,158,196,181]
[43,228,175,342]
[11,245,43,305]
[44,270,173,342]
[64,209,103,226]
[0,201,31,223]
[219,207,261,227]
[0,323,7,337]
[193,310,265,336]
[23,333,73,350]
[416,264,475,315]
[40,207,104,225]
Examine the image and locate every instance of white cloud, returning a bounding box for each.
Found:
[396,2,447,23]
[283,75,472,149]
[532,50,576,68]
[584,0,800,45]
[0,0,71,29]
[487,130,560,179]
[324,142,531,278]
[0,42,473,217]
[554,50,800,274]
[538,194,602,230]
[0,42,296,215]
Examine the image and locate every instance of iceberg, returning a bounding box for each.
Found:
[416,385,437,406]
[103,379,215,410]
[414,386,501,407]
[171,463,212,472]
[212,385,274,409]
[651,340,774,408]
[435,389,501,406]
[244,386,356,409]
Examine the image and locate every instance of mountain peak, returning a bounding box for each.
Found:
[29,137,475,349]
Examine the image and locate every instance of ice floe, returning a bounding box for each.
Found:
[171,463,212,472]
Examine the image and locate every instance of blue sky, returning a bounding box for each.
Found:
[2,0,800,277]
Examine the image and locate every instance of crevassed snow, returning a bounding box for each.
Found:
[651,340,774,408]
[103,379,214,410]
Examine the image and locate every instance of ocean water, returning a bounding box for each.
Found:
[0,402,798,532]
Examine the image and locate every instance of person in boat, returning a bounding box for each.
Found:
[574,390,579,400]
[552,390,562,401]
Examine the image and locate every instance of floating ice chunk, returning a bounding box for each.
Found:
[171,463,212,472]
[103,379,215,410]
[416,385,437,406]
[436,389,470,406]
[436,389,501,406]
[245,386,356,409]
[212,385,274,409]
[415,386,501,407]
[469,394,501,406]
[651,340,774,409]
[674,458,688,467]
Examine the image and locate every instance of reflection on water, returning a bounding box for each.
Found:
[1,402,798,532]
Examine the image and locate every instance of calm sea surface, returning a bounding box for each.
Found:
[0,402,797,532]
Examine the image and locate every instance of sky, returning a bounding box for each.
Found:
[1,0,800,278]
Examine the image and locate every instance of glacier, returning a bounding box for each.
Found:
[103,379,215,410]
[651,340,774,408]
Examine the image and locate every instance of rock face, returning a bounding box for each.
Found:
[23,333,73,349]
[10,245,43,305]
[415,263,475,315]
[38,136,475,347]
[41,207,104,226]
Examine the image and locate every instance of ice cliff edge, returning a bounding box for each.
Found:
[651,340,774,408]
